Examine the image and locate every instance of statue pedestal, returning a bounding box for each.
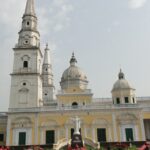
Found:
[67,134,87,150]
[68,134,86,150]
[71,134,83,148]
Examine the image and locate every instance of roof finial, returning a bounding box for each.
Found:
[120,68,122,73]
[45,43,49,50]
[24,0,36,16]
[43,43,51,65]
[118,68,125,80]
[70,52,77,66]
[72,52,75,57]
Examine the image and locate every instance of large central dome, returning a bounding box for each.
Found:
[60,53,88,91]
[62,66,87,81]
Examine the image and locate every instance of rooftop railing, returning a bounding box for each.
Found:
[8,103,140,113]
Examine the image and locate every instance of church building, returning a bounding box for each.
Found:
[0,0,150,149]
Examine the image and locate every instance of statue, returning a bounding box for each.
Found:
[71,116,81,135]
[69,116,85,149]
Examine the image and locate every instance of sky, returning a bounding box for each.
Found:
[0,0,150,111]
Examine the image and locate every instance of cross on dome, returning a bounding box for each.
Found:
[70,52,77,66]
[118,69,125,80]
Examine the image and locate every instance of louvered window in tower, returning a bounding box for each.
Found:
[23,61,28,68]
[27,21,30,26]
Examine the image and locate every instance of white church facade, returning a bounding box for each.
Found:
[0,0,150,149]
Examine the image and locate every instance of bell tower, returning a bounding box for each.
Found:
[9,0,43,109]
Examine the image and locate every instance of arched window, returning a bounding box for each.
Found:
[72,102,78,108]
[23,61,28,68]
[125,97,129,103]
[132,97,135,103]
[27,21,30,26]
[116,97,120,104]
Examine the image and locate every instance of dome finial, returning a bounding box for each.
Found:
[72,52,75,57]
[70,52,77,66]
[46,43,48,48]
[118,68,125,79]
[45,43,49,50]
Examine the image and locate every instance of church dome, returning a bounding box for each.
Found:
[62,66,87,81]
[112,69,133,91]
[60,53,88,90]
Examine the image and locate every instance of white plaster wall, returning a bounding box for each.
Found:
[9,75,42,108]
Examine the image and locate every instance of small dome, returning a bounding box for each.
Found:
[112,69,133,91]
[113,79,131,90]
[60,53,88,90]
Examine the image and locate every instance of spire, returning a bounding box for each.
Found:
[42,44,55,103]
[24,0,36,16]
[42,43,53,85]
[70,52,77,66]
[16,0,40,48]
[118,69,125,80]
[43,44,51,65]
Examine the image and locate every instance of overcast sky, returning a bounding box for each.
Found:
[0,0,150,111]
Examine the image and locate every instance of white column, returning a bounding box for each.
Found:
[112,113,118,141]
[12,129,17,145]
[92,127,96,142]
[134,125,139,141]
[108,127,112,142]
[34,113,38,144]
[84,126,87,138]
[140,114,146,141]
[6,117,11,146]
[120,126,125,141]
[65,126,68,141]
[40,128,44,145]
[26,128,32,145]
